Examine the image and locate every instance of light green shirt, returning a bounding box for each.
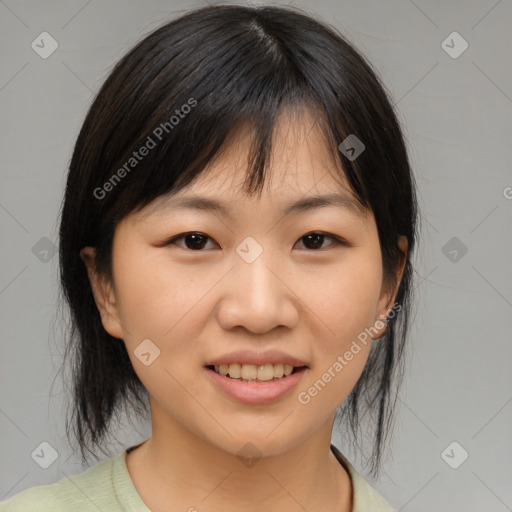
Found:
[0,444,395,511]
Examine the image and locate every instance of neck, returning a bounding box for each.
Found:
[126,411,352,512]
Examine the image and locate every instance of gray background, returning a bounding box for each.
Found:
[1,0,511,510]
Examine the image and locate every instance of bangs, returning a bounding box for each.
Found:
[85,9,374,234]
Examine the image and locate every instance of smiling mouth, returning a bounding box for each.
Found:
[206,363,308,382]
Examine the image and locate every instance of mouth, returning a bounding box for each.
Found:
[204,362,309,405]
[206,363,308,383]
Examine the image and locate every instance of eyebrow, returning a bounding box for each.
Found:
[151,192,367,220]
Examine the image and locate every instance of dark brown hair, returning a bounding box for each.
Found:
[57,3,418,476]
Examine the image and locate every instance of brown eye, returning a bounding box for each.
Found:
[164,231,345,251]
[295,232,344,250]
[167,232,217,250]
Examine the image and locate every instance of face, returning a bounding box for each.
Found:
[82,107,406,459]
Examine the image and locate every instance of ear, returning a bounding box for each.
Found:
[373,235,408,339]
[79,246,124,339]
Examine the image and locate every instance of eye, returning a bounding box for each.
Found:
[164,231,346,251]
[166,232,218,251]
[295,232,345,251]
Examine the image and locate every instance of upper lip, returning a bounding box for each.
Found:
[205,350,309,368]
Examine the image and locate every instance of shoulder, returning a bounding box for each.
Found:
[330,444,396,512]
[348,467,396,511]
[0,454,118,512]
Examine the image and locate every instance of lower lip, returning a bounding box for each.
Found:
[204,367,307,405]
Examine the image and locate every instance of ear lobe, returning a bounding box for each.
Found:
[79,246,124,339]
[374,235,409,339]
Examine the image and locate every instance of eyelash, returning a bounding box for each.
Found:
[164,231,346,251]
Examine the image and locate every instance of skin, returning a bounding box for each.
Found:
[81,106,407,512]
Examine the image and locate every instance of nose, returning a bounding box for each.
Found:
[216,249,300,334]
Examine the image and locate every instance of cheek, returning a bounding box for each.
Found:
[302,251,383,348]
[110,253,211,420]
[112,250,199,340]
[293,252,382,407]
[111,251,222,388]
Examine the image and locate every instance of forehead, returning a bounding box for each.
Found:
[209,105,345,188]
[140,105,367,220]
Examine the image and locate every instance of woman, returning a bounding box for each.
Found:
[1,4,418,511]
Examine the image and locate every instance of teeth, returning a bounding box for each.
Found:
[273,363,284,378]
[283,364,293,376]
[256,364,274,381]
[241,364,258,380]
[211,363,301,381]
[227,363,241,378]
